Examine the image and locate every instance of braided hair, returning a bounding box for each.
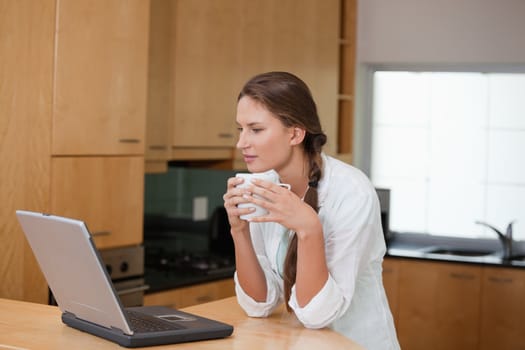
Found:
[238,71,327,311]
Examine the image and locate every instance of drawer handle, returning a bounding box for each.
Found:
[149,145,168,150]
[449,272,476,280]
[488,276,513,284]
[92,231,111,236]
[218,133,233,139]
[119,138,141,143]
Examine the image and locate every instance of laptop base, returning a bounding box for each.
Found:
[62,306,233,348]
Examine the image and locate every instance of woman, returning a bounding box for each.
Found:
[223,71,399,349]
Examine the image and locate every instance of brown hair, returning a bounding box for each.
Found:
[238,71,327,311]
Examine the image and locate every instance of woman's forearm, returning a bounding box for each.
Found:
[232,230,268,302]
[295,227,329,307]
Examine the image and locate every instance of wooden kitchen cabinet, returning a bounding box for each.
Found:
[0,0,55,304]
[172,0,241,151]
[479,267,525,350]
[238,0,340,157]
[50,157,144,249]
[397,260,482,350]
[143,279,236,309]
[146,0,341,165]
[230,0,340,169]
[337,0,356,162]
[53,0,149,156]
[145,0,173,172]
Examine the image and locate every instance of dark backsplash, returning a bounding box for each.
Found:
[144,166,236,219]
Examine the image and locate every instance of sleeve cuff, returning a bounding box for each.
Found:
[288,274,347,328]
[234,270,282,318]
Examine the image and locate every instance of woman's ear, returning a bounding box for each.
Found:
[290,127,306,145]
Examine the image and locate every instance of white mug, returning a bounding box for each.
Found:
[235,171,291,220]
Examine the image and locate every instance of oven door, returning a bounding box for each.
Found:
[114,278,149,307]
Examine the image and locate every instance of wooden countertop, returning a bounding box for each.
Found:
[0,297,363,349]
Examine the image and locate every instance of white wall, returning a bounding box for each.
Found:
[357,0,525,64]
[353,0,525,170]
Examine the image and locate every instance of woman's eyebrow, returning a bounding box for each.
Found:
[236,122,263,127]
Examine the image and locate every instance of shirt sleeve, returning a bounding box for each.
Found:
[287,181,381,328]
[234,223,284,317]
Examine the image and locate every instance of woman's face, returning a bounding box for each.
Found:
[236,96,296,173]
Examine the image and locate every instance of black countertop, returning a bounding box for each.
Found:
[145,231,525,294]
[386,232,525,268]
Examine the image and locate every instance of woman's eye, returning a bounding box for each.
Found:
[252,128,263,133]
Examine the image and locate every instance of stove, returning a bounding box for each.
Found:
[145,246,235,276]
[143,209,236,292]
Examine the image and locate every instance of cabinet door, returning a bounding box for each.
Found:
[179,279,236,308]
[145,0,173,167]
[51,157,144,249]
[382,258,400,326]
[53,0,149,155]
[0,0,54,304]
[143,279,235,309]
[239,0,340,156]
[397,260,481,350]
[172,0,240,148]
[479,267,525,350]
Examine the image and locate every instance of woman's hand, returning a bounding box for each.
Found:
[242,178,321,236]
[223,176,253,235]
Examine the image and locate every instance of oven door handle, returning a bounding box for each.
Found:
[116,284,150,296]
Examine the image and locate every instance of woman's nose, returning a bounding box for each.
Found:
[236,131,248,149]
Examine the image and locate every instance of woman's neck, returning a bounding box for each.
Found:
[277,152,310,198]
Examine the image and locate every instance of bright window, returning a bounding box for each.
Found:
[370,71,525,240]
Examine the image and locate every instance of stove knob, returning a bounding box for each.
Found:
[120,262,129,273]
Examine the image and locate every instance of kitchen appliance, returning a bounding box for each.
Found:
[143,207,236,292]
[49,245,148,307]
[208,206,234,257]
[98,245,148,307]
[376,188,391,243]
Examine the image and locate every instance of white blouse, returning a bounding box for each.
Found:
[234,154,400,350]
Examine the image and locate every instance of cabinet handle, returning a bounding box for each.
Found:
[149,145,167,150]
[217,133,233,139]
[92,231,111,236]
[119,138,141,143]
[449,272,476,280]
[488,276,513,284]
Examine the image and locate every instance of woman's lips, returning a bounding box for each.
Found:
[243,155,257,163]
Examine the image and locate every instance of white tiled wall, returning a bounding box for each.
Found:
[371,71,525,240]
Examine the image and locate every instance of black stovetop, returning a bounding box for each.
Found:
[144,239,235,293]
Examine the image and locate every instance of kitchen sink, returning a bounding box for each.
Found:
[509,254,525,261]
[425,248,496,257]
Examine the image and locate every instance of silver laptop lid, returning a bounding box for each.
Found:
[16,210,133,335]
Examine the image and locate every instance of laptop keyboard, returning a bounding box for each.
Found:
[125,310,184,333]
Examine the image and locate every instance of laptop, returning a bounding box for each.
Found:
[15,210,234,348]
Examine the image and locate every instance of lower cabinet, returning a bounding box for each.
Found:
[51,156,144,249]
[143,278,235,309]
[479,267,525,350]
[383,258,525,350]
[396,260,482,350]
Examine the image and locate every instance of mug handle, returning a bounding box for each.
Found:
[279,183,291,190]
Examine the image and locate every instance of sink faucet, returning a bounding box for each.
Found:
[475,220,515,260]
